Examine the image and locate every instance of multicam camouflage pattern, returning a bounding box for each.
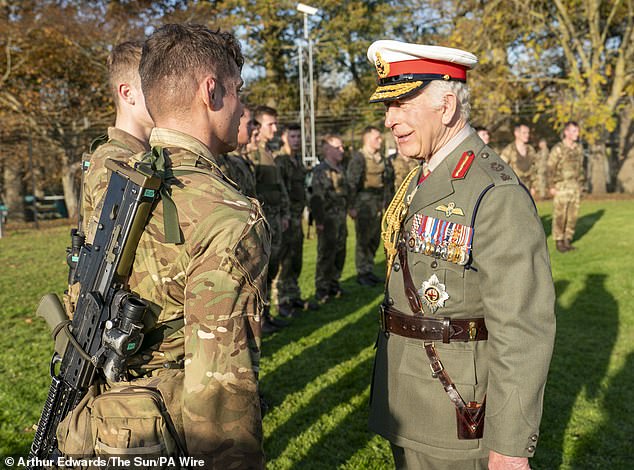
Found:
[392,153,419,191]
[346,148,394,276]
[534,146,550,200]
[81,127,149,237]
[248,142,290,305]
[500,143,537,190]
[124,128,270,466]
[548,141,585,241]
[274,151,308,304]
[217,152,257,198]
[310,159,349,296]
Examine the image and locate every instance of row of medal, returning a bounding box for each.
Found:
[406,214,474,266]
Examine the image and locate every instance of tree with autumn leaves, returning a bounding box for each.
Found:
[1,0,632,220]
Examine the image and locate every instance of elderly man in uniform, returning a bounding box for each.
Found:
[500,123,537,195]
[310,135,349,303]
[548,121,585,253]
[347,126,394,286]
[96,24,270,467]
[367,40,556,470]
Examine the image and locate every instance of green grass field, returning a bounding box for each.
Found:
[1,199,633,469]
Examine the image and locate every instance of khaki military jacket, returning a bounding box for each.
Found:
[548,141,585,191]
[82,127,149,235]
[127,128,270,464]
[369,131,555,460]
[347,147,393,208]
[500,142,537,190]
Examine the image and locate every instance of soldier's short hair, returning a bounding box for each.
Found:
[140,24,244,120]
[362,125,381,136]
[514,123,530,131]
[321,134,342,148]
[563,121,579,130]
[107,41,143,109]
[253,105,278,121]
[281,123,301,134]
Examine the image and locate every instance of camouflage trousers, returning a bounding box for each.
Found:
[553,185,581,241]
[274,213,304,305]
[315,211,347,296]
[264,207,283,304]
[354,192,383,276]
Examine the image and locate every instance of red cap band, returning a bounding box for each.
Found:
[388,58,468,80]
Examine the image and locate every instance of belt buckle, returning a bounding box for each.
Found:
[469,321,477,341]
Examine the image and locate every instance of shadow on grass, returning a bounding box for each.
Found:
[573,209,604,243]
[534,273,618,469]
[568,351,634,469]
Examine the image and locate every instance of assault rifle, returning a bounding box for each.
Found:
[28,159,160,469]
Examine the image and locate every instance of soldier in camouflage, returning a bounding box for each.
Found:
[500,123,537,195]
[217,107,257,198]
[122,24,269,467]
[347,126,394,286]
[535,138,550,200]
[274,124,317,315]
[310,135,349,303]
[249,105,291,332]
[391,149,419,192]
[548,121,585,252]
[81,41,153,240]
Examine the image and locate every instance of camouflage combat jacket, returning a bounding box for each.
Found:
[548,141,585,190]
[82,127,149,235]
[275,151,307,218]
[126,128,270,463]
[216,152,257,198]
[347,147,393,208]
[248,142,290,219]
[310,159,348,225]
[500,142,537,189]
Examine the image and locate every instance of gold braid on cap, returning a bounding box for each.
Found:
[381,165,421,283]
[370,81,424,102]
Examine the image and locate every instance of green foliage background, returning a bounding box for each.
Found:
[1,198,633,468]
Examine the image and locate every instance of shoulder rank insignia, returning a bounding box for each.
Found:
[418,274,449,313]
[435,202,464,217]
[452,151,475,179]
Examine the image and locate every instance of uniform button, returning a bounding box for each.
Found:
[393,262,401,272]
[431,260,438,269]
[387,298,394,306]
[527,446,535,453]
[531,434,538,442]
[481,152,489,159]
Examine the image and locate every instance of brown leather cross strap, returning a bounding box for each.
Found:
[380,304,488,343]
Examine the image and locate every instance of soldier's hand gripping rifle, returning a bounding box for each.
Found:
[28,159,160,469]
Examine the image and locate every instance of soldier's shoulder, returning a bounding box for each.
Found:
[470,147,519,187]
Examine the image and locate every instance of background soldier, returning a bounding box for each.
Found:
[347,126,393,286]
[500,123,537,194]
[548,121,585,252]
[367,40,555,470]
[82,23,271,467]
[310,135,349,303]
[476,126,491,145]
[82,40,153,238]
[275,124,316,315]
[391,149,419,191]
[249,105,290,331]
[217,107,257,197]
[535,138,550,200]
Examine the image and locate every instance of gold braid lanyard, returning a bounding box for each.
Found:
[381,165,422,284]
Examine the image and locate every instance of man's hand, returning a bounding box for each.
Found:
[348,208,358,219]
[488,451,530,470]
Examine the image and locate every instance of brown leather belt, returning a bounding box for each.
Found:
[380,304,488,343]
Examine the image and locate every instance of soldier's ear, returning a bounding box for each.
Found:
[118,83,135,105]
[200,76,218,110]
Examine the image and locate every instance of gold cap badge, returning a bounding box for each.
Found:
[375,51,390,79]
